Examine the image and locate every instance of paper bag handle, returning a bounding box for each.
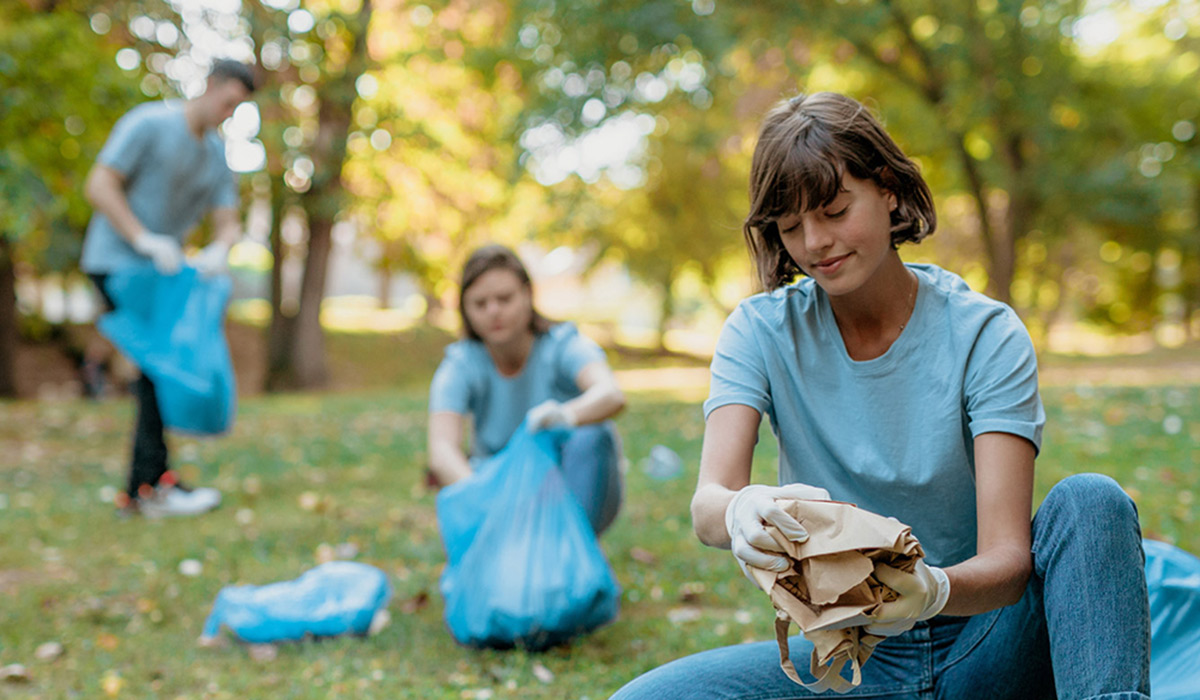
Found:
[774,612,866,694]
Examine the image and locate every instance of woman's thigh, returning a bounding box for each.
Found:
[933,588,1054,700]
[611,634,931,700]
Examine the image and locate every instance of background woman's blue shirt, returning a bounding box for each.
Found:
[704,263,1045,568]
[429,322,606,460]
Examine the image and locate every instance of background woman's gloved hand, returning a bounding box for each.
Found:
[526,400,577,432]
[863,560,951,636]
[724,483,831,581]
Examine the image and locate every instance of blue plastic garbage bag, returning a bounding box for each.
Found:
[200,561,392,644]
[97,265,236,435]
[436,423,621,651]
[1145,539,1200,700]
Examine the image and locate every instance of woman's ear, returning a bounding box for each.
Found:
[877,167,899,212]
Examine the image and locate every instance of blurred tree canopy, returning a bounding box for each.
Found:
[1,0,1197,396]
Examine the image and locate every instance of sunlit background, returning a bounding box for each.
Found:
[2,0,1199,396]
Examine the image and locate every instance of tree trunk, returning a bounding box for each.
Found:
[262,0,373,390]
[265,180,298,391]
[656,268,675,353]
[0,238,17,398]
[291,214,332,387]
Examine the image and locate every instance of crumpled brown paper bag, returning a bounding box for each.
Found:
[747,499,924,694]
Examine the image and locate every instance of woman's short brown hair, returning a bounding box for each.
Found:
[458,244,552,340]
[743,92,936,290]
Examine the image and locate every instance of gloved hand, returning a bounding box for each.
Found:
[131,231,183,275]
[191,240,231,277]
[864,560,951,637]
[725,482,831,582]
[526,400,577,432]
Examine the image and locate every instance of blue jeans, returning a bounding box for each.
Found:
[560,422,623,535]
[611,474,1150,700]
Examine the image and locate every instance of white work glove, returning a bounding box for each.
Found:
[725,483,831,582]
[863,560,951,637]
[131,231,183,275]
[525,400,577,432]
[190,240,231,277]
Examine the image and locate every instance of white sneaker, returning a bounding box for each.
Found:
[139,485,222,518]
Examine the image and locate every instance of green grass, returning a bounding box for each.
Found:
[1,376,1198,698]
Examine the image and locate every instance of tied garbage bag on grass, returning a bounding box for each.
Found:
[1145,539,1200,700]
[436,423,620,651]
[200,561,392,644]
[97,265,236,435]
[747,499,925,694]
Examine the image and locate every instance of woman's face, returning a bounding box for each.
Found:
[462,268,534,347]
[773,173,898,298]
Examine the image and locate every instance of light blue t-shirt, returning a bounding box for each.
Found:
[429,323,607,460]
[704,263,1045,568]
[81,100,239,273]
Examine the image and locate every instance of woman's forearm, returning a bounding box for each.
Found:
[940,544,1033,616]
[564,382,626,425]
[691,483,737,549]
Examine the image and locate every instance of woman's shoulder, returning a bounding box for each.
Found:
[440,337,488,364]
[914,264,1024,330]
[731,279,820,327]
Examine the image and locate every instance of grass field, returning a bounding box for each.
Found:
[2,335,1198,699]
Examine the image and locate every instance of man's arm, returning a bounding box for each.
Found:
[209,207,242,247]
[84,164,145,245]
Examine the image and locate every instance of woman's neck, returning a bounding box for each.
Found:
[828,259,917,361]
[486,331,535,377]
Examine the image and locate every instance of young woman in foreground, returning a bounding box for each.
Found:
[612,92,1149,700]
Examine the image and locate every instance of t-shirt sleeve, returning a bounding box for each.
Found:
[429,345,473,415]
[96,107,154,176]
[555,324,607,386]
[964,307,1046,453]
[704,304,772,419]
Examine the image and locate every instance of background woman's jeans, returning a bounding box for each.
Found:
[560,422,623,535]
[611,473,1150,700]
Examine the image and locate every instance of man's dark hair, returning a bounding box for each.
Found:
[209,59,256,93]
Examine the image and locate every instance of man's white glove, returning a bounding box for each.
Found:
[191,240,231,277]
[725,483,831,582]
[526,400,577,432]
[863,560,951,637]
[131,231,183,275]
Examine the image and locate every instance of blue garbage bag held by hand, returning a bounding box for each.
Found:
[200,561,393,644]
[436,422,621,651]
[97,265,236,435]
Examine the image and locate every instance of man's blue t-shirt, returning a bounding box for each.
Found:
[429,322,607,460]
[704,263,1045,568]
[81,100,239,273]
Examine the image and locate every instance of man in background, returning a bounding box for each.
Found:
[81,58,255,517]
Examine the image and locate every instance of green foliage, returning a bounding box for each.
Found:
[0,6,141,271]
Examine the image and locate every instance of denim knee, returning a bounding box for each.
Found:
[1033,473,1143,568]
[1040,473,1137,527]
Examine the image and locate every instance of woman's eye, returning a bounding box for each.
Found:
[826,207,848,218]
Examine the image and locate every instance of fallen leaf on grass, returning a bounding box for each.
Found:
[532,662,554,684]
[34,641,63,662]
[667,606,702,625]
[399,591,429,614]
[97,633,119,651]
[0,664,30,683]
[248,644,278,662]
[629,547,658,565]
[678,582,706,603]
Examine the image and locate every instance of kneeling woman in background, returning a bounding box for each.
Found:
[427,244,625,534]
